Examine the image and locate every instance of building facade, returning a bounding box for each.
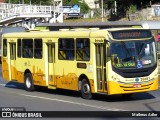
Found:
[84,0,99,9]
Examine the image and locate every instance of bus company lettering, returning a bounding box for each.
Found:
[62,80,73,86]
[95,39,103,43]
[47,40,52,42]
[125,78,134,82]
[119,32,141,38]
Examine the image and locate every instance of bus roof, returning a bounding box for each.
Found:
[3,30,92,38]
[37,20,160,30]
[2,27,149,39]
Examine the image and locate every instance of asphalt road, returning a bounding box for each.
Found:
[0,64,160,119]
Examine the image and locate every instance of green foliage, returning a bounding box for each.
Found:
[102,0,137,19]
[92,9,101,18]
[128,4,137,14]
[63,0,89,14]
[80,1,89,14]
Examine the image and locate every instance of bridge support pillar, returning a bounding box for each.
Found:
[31,18,35,29]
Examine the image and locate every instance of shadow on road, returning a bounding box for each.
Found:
[5,81,156,102]
[93,93,155,102]
[5,81,25,89]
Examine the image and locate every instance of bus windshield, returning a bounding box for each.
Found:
[111,38,156,69]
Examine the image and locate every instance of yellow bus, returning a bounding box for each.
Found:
[1,27,159,99]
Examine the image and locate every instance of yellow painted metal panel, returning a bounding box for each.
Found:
[107,77,159,95]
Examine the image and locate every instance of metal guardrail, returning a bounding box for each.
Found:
[0,2,63,24]
[1,5,55,19]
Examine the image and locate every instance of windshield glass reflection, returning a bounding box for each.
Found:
[111,38,156,69]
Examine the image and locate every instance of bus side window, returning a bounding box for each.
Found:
[22,39,33,58]
[3,39,7,57]
[76,38,90,61]
[34,39,42,59]
[17,39,21,57]
[58,38,74,60]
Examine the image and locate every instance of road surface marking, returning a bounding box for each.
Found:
[0,83,5,86]
[19,93,126,111]
[1,83,160,110]
[0,84,127,111]
[0,83,16,87]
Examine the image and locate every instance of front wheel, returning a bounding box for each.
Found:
[80,79,92,99]
[24,73,35,91]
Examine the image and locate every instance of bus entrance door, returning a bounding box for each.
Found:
[9,42,16,80]
[95,43,107,93]
[47,43,56,89]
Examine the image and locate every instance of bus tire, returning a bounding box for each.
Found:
[24,73,35,91]
[80,79,92,99]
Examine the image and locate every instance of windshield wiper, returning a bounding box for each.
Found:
[121,41,130,53]
[120,41,134,62]
[137,42,147,60]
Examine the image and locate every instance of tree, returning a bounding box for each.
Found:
[102,0,136,20]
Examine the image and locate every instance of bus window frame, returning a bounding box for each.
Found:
[58,38,75,61]
[17,39,21,58]
[3,39,7,57]
[76,38,90,61]
[34,39,43,59]
[22,39,33,58]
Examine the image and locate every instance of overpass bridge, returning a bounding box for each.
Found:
[0,1,63,29]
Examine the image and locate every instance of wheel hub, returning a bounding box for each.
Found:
[26,78,31,88]
[83,84,90,94]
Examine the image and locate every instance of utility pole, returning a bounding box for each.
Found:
[101,0,104,22]
[115,1,117,15]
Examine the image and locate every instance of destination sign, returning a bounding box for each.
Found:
[111,30,152,39]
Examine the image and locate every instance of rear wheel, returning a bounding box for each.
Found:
[24,73,35,91]
[81,79,92,99]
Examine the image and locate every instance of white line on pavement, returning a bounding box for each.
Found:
[0,83,127,111]
[0,83,16,87]
[0,83,5,86]
[19,93,126,111]
[1,83,159,111]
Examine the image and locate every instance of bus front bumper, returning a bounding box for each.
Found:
[107,77,159,95]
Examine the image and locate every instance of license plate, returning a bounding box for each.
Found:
[133,84,141,88]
